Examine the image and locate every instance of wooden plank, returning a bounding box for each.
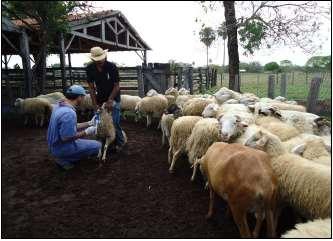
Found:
[267,74,275,99]
[307,76,322,113]
[19,30,32,97]
[59,33,67,92]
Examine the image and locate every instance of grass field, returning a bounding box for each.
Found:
[206,71,331,101]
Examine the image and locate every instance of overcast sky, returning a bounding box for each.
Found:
[6,1,332,68]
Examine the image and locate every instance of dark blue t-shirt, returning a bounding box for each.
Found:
[86,61,121,104]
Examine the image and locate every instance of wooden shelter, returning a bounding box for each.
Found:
[1,10,151,97]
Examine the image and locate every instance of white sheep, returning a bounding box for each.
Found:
[175,95,194,109]
[135,94,168,127]
[37,91,65,104]
[282,218,331,238]
[146,89,159,97]
[165,94,176,108]
[120,94,142,119]
[182,97,214,116]
[77,94,95,118]
[213,87,242,104]
[245,130,331,220]
[160,113,175,146]
[14,97,53,127]
[178,87,190,95]
[168,116,202,173]
[185,118,220,181]
[165,87,179,97]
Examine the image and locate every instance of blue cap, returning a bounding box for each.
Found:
[66,85,86,96]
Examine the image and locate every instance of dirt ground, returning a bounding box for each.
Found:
[2,117,296,238]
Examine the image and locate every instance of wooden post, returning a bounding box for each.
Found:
[220,73,223,86]
[256,74,259,96]
[3,55,14,104]
[59,33,67,92]
[19,30,33,97]
[268,74,275,99]
[143,50,147,67]
[137,66,144,97]
[305,71,308,85]
[292,72,294,85]
[68,53,73,85]
[280,73,287,97]
[307,76,322,113]
[188,67,193,94]
[234,74,240,92]
[205,68,209,90]
[177,67,183,88]
[198,68,203,93]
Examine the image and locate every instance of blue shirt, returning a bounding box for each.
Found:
[47,101,77,149]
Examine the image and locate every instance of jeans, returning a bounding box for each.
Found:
[50,139,102,167]
[112,101,125,146]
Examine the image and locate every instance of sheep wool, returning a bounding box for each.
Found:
[183,98,214,116]
[282,218,331,238]
[120,95,142,111]
[136,94,168,114]
[160,113,175,146]
[175,95,194,109]
[165,94,176,108]
[260,121,300,141]
[37,92,65,104]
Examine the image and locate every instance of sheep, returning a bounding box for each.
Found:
[120,94,141,120]
[198,142,277,238]
[281,218,331,238]
[225,99,239,104]
[146,89,159,97]
[291,139,331,166]
[185,118,220,181]
[182,98,214,116]
[165,94,176,108]
[213,87,242,104]
[244,130,331,220]
[168,116,202,173]
[313,117,331,136]
[160,103,183,146]
[259,121,300,141]
[14,97,53,127]
[77,94,95,118]
[175,94,194,109]
[95,104,116,162]
[165,87,179,97]
[37,91,65,104]
[135,94,168,127]
[178,87,190,95]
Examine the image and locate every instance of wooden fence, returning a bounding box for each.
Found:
[1,64,218,104]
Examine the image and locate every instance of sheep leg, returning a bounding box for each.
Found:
[266,208,276,238]
[168,146,173,164]
[102,138,112,162]
[168,149,181,173]
[161,131,165,146]
[190,160,199,182]
[229,203,251,238]
[252,209,264,238]
[205,186,215,219]
[157,120,161,130]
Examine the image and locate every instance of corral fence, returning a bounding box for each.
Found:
[217,71,331,115]
[1,63,218,105]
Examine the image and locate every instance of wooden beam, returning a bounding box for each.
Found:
[71,21,102,31]
[19,30,33,97]
[65,34,75,52]
[101,19,105,42]
[2,33,19,52]
[68,52,73,85]
[59,33,67,92]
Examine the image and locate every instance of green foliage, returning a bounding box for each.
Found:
[280,60,293,72]
[199,27,216,48]
[217,22,227,40]
[264,62,280,72]
[238,20,266,55]
[305,55,331,72]
[247,61,263,73]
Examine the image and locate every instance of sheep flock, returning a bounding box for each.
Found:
[13,86,331,238]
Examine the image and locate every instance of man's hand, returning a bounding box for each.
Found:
[105,99,114,112]
[84,126,97,136]
[88,114,97,126]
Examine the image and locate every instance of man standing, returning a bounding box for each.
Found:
[47,85,101,170]
[86,46,125,149]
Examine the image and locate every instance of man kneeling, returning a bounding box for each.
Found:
[47,85,101,170]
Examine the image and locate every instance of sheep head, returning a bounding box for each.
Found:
[245,130,269,151]
[217,114,248,142]
[14,98,23,107]
[202,103,219,118]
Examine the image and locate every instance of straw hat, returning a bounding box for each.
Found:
[89,47,108,61]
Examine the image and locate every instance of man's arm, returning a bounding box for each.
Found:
[59,112,88,142]
[77,121,91,130]
[105,65,120,110]
[87,82,99,110]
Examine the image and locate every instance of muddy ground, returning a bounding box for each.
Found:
[1,117,296,238]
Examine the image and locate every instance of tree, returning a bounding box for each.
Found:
[247,61,262,73]
[199,26,216,68]
[264,62,280,72]
[217,22,227,70]
[200,1,330,90]
[280,60,293,72]
[305,55,331,72]
[2,1,92,94]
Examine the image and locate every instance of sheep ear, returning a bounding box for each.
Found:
[248,105,255,112]
[240,122,248,128]
[291,144,306,155]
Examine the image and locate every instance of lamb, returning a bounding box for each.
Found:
[146,89,159,97]
[198,142,277,238]
[14,97,53,127]
[168,116,202,173]
[182,97,214,116]
[37,91,65,104]
[185,118,220,181]
[175,94,194,109]
[244,130,331,220]
[165,87,179,97]
[135,94,168,127]
[291,139,331,166]
[120,94,141,119]
[95,104,116,162]
[160,104,182,146]
[281,218,331,238]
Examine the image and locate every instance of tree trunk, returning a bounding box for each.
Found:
[32,44,47,95]
[223,1,240,92]
[206,45,209,68]
[222,38,226,68]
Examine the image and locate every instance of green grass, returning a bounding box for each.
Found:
[207,71,331,101]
